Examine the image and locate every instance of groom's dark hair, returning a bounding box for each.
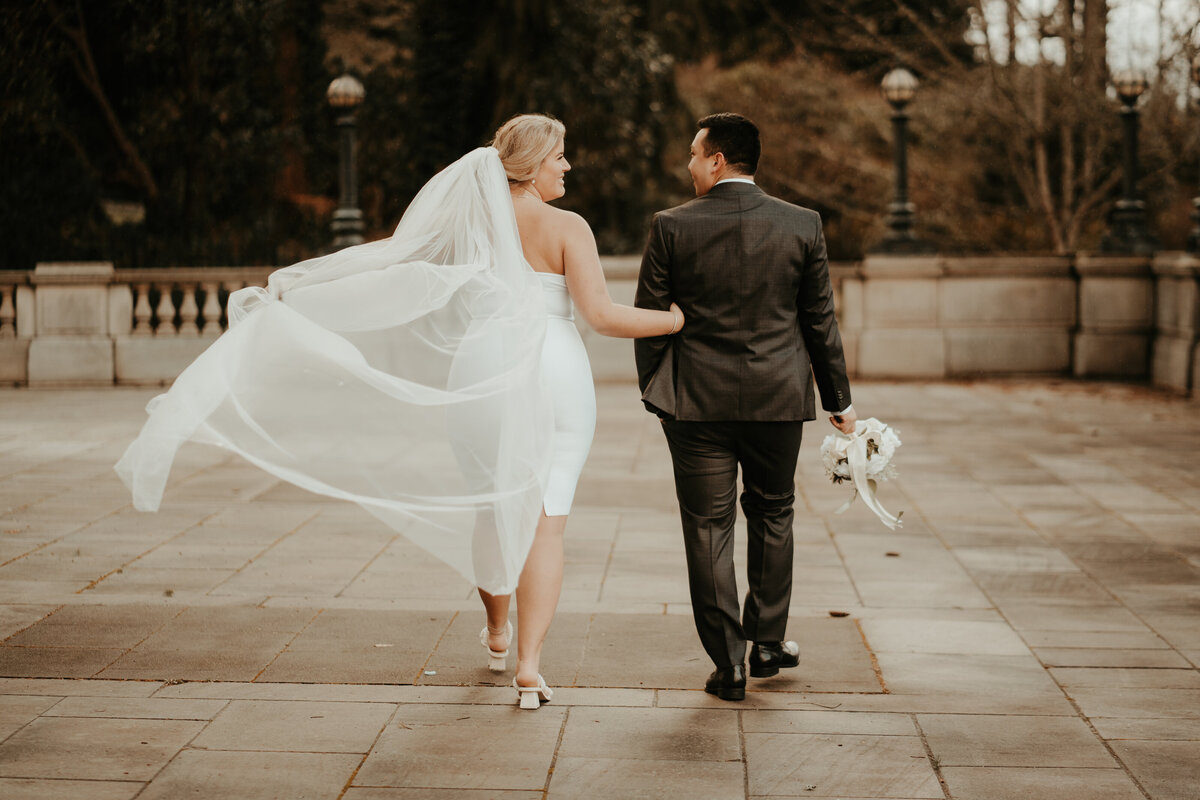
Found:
[697,113,760,175]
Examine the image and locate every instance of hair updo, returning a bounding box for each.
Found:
[491,113,565,184]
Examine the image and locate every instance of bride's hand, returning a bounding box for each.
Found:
[669,302,685,333]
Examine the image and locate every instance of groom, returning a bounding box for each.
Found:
[635,113,856,701]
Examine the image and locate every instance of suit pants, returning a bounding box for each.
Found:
[661,419,804,669]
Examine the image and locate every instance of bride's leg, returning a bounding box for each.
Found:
[515,510,567,686]
[478,589,511,652]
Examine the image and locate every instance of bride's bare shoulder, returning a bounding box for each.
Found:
[545,205,595,243]
[516,203,595,251]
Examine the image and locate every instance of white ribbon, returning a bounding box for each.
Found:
[833,431,904,530]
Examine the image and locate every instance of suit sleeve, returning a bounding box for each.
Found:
[633,213,672,394]
[797,215,852,413]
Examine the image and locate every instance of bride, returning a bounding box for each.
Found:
[116,113,682,709]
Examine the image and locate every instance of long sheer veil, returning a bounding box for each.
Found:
[115,147,552,594]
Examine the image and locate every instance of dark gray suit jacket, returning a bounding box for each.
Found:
[634,181,851,421]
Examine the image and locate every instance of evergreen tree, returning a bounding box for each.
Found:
[1,0,329,268]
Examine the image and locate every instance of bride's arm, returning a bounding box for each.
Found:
[560,212,682,339]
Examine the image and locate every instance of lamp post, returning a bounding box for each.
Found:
[1101,68,1158,254]
[1189,54,1200,253]
[874,67,933,253]
[327,72,365,250]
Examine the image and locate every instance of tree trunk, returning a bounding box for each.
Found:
[1081,0,1107,94]
[1006,0,1018,64]
[275,2,309,199]
[1061,0,1077,249]
[1033,60,1066,252]
[52,0,159,200]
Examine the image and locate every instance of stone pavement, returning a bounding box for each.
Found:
[0,380,1197,799]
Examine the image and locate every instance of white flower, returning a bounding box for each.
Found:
[821,418,901,483]
[820,418,904,529]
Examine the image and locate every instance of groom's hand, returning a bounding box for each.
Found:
[830,407,857,434]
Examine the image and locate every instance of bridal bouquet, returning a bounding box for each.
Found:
[820,418,904,530]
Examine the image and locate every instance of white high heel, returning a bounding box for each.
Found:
[514,674,553,709]
[479,620,512,673]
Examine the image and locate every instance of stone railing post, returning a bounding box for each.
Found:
[112,267,272,385]
[1150,252,1200,397]
[0,273,33,384]
[27,262,115,386]
[1073,254,1154,379]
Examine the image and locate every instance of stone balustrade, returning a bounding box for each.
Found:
[2,263,272,386]
[1,254,1198,399]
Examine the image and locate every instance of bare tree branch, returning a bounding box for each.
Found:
[812,0,942,74]
[888,0,966,69]
[47,0,159,199]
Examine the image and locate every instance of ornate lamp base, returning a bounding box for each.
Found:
[1187,198,1200,254]
[1101,200,1159,256]
[870,202,935,254]
[331,207,364,251]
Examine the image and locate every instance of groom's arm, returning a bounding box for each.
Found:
[634,213,673,393]
[796,213,852,415]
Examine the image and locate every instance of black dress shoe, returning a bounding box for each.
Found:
[749,640,800,678]
[704,664,746,701]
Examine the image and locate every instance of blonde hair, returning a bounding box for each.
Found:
[491,114,565,184]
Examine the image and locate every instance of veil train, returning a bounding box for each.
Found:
[115,147,553,595]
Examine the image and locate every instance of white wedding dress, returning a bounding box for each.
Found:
[116,147,593,594]
[534,271,595,516]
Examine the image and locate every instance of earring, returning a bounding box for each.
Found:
[531,179,536,184]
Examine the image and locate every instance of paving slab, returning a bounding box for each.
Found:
[1069,688,1200,719]
[0,678,163,698]
[136,749,362,800]
[0,778,143,800]
[1109,740,1200,800]
[3,604,178,649]
[41,696,227,720]
[1091,717,1200,741]
[0,695,61,741]
[0,716,203,780]
[258,609,452,684]
[1049,666,1200,688]
[1033,647,1192,668]
[854,579,994,608]
[190,699,394,753]
[744,732,941,797]
[354,704,563,791]
[873,652,1075,714]
[741,709,916,736]
[344,791,542,800]
[918,713,1116,768]
[84,567,237,597]
[0,645,125,679]
[860,617,1030,656]
[939,766,1144,800]
[548,756,745,799]
[97,605,318,681]
[0,606,56,641]
[558,706,740,761]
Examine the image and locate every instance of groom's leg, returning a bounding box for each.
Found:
[738,421,804,643]
[661,420,745,668]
